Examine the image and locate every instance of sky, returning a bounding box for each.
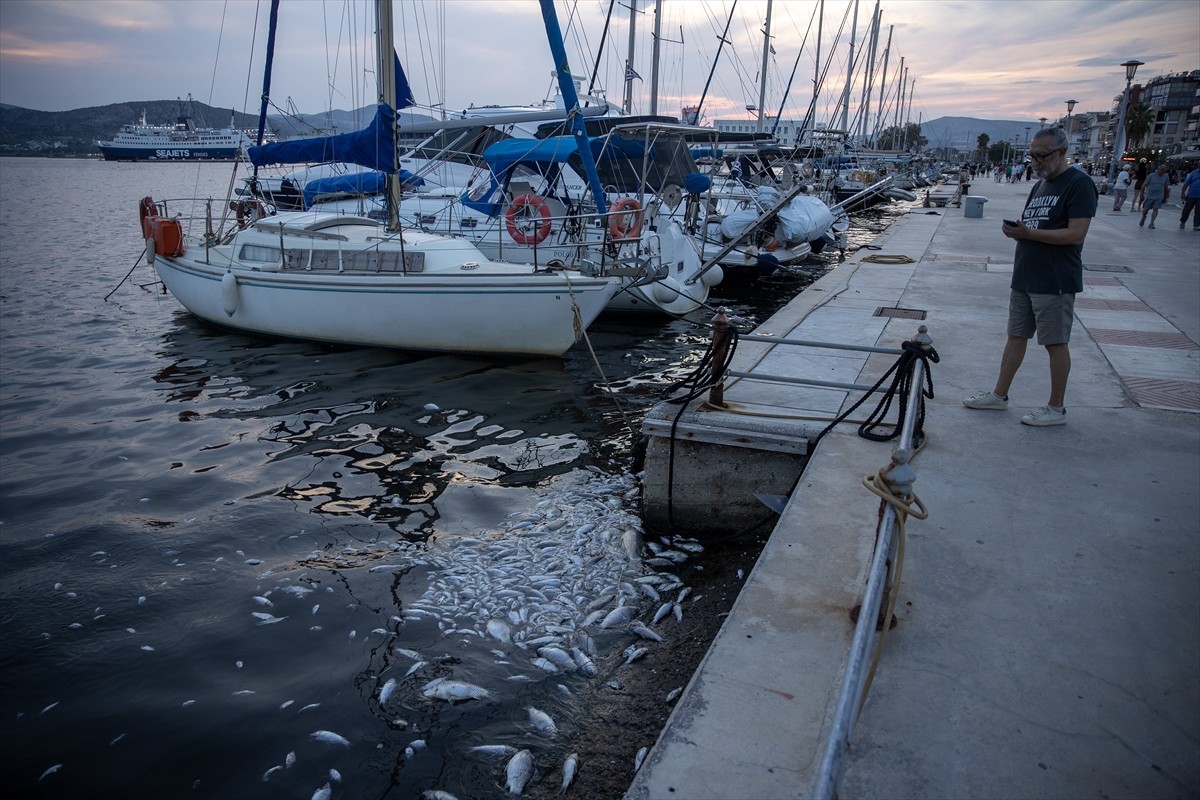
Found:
[1,0,1197,131]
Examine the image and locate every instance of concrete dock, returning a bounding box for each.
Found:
[630,177,1200,799]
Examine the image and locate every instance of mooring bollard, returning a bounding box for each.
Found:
[707,307,730,406]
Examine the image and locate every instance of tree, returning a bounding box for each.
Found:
[987,142,1008,163]
[875,123,927,151]
[976,133,990,162]
[1124,103,1154,148]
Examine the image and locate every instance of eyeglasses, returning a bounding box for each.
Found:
[1029,148,1063,162]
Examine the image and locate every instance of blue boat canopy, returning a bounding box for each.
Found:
[302,169,424,208]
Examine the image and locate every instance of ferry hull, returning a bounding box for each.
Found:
[99,145,243,162]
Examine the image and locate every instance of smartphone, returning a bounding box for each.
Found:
[1003,219,1019,227]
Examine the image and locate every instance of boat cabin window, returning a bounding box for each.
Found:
[239,244,281,263]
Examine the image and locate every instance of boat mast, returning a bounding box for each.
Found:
[586,0,617,104]
[871,24,892,145]
[694,0,738,125]
[858,1,880,143]
[538,0,608,215]
[252,0,281,171]
[649,0,663,116]
[756,0,773,134]
[838,0,860,138]
[377,0,401,232]
[623,0,638,114]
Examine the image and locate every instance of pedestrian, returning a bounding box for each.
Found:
[1131,158,1148,210]
[1112,165,1133,212]
[963,126,1098,427]
[1179,164,1200,230]
[1139,164,1171,229]
[958,163,970,206]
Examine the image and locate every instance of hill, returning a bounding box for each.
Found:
[0,100,435,157]
[921,116,1052,151]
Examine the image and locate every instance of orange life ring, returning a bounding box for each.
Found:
[505,194,552,245]
[608,197,643,239]
[232,199,266,229]
[139,196,159,240]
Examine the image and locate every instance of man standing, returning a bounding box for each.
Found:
[1179,165,1200,230]
[963,127,1098,426]
[1139,164,1171,229]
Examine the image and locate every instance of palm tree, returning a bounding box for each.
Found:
[1125,103,1154,149]
[976,133,990,163]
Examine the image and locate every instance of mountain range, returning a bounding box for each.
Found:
[0,98,1041,158]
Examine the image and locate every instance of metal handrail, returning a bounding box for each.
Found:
[810,332,931,799]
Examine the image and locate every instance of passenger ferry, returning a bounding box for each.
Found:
[98,108,255,162]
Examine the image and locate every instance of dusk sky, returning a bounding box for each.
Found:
[1,0,1197,129]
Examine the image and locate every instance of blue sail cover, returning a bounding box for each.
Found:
[301,169,424,208]
[248,53,415,171]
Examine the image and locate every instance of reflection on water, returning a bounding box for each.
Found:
[0,158,916,798]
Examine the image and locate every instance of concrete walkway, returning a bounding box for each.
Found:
[627,177,1200,800]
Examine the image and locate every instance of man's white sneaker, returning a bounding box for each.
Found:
[963,390,1008,410]
[1021,406,1066,426]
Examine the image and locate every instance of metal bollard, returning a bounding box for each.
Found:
[707,307,730,406]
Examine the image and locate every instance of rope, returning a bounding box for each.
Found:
[856,465,928,710]
[862,254,916,264]
[104,249,146,302]
[808,338,940,451]
[562,271,638,443]
[661,323,739,533]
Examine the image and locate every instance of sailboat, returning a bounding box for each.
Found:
[136,0,621,358]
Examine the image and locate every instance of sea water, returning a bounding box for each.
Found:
[0,157,907,798]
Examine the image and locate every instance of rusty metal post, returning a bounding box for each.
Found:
[708,307,730,406]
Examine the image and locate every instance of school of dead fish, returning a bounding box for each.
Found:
[36,469,706,797]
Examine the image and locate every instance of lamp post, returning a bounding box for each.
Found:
[1109,59,1144,182]
[1065,99,1077,155]
[1039,117,1048,129]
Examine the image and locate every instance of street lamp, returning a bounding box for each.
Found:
[1109,59,1144,182]
[1039,117,1048,128]
[1065,99,1077,157]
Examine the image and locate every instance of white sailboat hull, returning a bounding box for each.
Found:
[148,212,619,357]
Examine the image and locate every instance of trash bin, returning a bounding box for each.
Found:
[963,195,987,218]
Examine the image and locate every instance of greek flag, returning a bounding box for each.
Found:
[625,64,642,82]
[769,44,777,56]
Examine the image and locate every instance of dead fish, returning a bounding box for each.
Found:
[312,782,332,800]
[665,687,683,703]
[486,618,512,643]
[537,646,576,672]
[252,596,273,607]
[531,657,559,674]
[628,623,664,643]
[262,765,283,781]
[652,602,674,625]
[251,612,287,625]
[600,605,635,629]
[623,646,648,665]
[527,706,557,737]
[423,791,460,800]
[379,678,397,705]
[39,764,63,781]
[672,604,684,624]
[634,746,648,772]
[285,751,296,768]
[468,744,518,759]
[310,730,351,747]
[570,647,597,677]
[421,678,491,702]
[506,748,535,795]
[560,752,579,797]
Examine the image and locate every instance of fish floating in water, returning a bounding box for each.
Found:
[421,677,491,703]
[560,752,579,797]
[505,748,535,795]
[310,730,351,747]
[526,705,557,738]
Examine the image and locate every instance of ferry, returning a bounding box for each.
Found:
[98,107,255,162]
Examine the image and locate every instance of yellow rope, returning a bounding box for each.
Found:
[856,465,928,711]
[862,254,917,264]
